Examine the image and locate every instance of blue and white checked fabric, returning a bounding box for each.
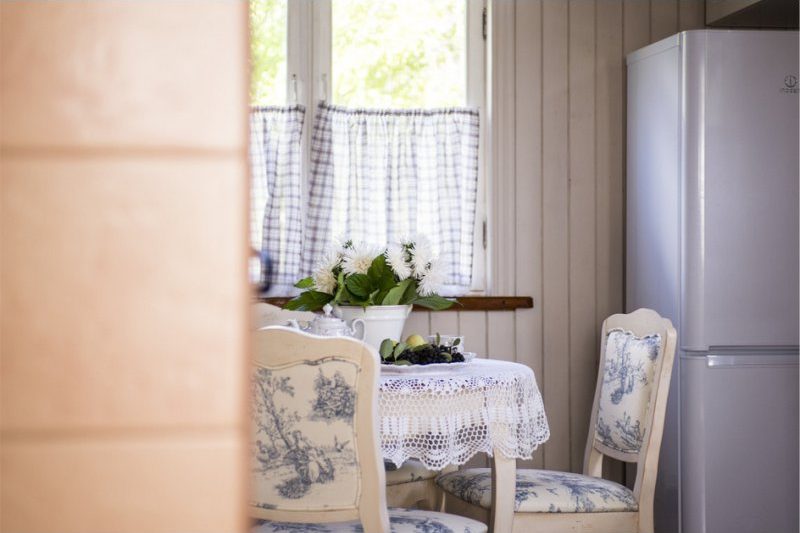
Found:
[303,103,480,290]
[249,105,305,288]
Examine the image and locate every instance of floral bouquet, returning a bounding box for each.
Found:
[284,237,456,311]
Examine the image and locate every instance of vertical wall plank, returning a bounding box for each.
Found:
[489,0,518,294]
[401,311,430,339]
[596,0,625,335]
[458,311,488,357]
[624,0,652,54]
[651,0,678,41]
[487,312,516,362]
[514,0,545,470]
[679,0,705,30]
[430,312,459,339]
[567,0,597,473]
[541,0,571,473]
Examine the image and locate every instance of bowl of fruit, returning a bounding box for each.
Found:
[379,333,476,370]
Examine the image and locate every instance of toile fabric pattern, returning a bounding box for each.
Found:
[251,358,360,511]
[252,507,487,533]
[249,105,305,289]
[380,359,549,471]
[595,328,662,454]
[303,103,481,291]
[436,468,638,514]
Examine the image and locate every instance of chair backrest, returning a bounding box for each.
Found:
[250,326,389,532]
[583,309,677,514]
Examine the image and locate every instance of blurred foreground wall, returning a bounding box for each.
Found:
[1,2,250,531]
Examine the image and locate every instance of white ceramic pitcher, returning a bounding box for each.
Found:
[333,304,412,350]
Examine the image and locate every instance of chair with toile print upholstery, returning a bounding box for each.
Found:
[250,326,487,533]
[436,308,677,533]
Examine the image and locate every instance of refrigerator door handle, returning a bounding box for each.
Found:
[706,351,799,368]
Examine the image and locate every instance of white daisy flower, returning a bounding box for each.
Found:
[409,236,434,278]
[342,242,383,276]
[311,250,341,294]
[385,243,412,280]
[418,259,445,296]
[312,266,337,295]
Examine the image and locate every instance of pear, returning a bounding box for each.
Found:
[405,334,427,348]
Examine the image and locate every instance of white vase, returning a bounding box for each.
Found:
[333,305,412,351]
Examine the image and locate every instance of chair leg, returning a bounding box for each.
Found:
[490,451,516,533]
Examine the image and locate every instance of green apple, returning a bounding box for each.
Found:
[405,334,427,348]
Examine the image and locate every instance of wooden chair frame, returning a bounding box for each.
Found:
[250,326,390,533]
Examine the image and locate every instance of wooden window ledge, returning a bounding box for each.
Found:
[258,296,533,312]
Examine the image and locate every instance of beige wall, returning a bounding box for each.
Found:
[402,0,705,475]
[0,2,250,532]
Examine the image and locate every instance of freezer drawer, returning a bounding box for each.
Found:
[681,350,799,533]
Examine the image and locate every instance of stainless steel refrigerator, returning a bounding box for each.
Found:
[626,30,799,533]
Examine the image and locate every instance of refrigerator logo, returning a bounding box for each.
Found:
[781,75,798,94]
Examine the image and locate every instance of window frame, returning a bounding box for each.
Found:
[281,0,488,294]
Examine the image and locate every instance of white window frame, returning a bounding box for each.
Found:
[284,0,488,294]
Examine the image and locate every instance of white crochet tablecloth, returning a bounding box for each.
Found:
[379,358,550,470]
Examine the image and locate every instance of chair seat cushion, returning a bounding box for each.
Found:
[436,468,638,514]
[385,459,444,486]
[253,508,487,532]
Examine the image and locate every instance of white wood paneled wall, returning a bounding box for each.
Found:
[402,0,705,475]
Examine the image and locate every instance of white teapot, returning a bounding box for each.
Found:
[288,304,366,340]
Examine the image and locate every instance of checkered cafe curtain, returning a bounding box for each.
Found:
[249,105,305,287]
[304,103,480,290]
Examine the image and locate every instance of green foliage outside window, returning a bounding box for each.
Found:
[332,0,465,108]
[250,0,466,109]
[250,0,287,106]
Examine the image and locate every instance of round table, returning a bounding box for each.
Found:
[378,358,550,532]
[379,358,549,469]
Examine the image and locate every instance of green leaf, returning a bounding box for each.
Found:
[374,288,391,305]
[413,295,456,311]
[293,276,314,289]
[382,279,413,305]
[341,286,368,306]
[435,332,441,345]
[452,337,461,346]
[283,290,333,312]
[393,360,412,366]
[368,289,381,305]
[369,254,397,292]
[399,279,419,304]
[345,273,372,299]
[379,339,395,361]
[367,254,387,284]
[393,341,408,358]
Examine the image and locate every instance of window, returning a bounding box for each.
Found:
[250,0,486,294]
[330,0,467,108]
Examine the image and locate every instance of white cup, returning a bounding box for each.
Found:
[427,334,464,353]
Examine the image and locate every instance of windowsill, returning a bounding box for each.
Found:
[258,296,534,312]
